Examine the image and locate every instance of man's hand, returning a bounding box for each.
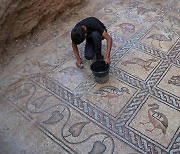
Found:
[76,59,83,68]
[104,55,111,64]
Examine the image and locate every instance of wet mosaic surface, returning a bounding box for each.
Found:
[0,0,180,153]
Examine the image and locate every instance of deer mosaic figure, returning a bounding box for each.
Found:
[168,15,180,27]
[121,57,158,71]
[147,34,172,48]
[137,7,157,15]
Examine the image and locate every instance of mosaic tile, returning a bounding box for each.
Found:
[163,12,180,31]
[158,65,180,97]
[126,2,161,21]
[108,19,143,39]
[1,80,139,154]
[102,39,124,55]
[95,3,118,24]
[82,75,137,117]
[141,28,179,53]
[129,96,180,149]
[116,49,160,80]
[47,57,92,92]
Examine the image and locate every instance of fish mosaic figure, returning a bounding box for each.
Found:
[137,7,157,15]
[168,15,180,27]
[116,23,135,34]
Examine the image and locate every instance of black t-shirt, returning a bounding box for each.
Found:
[75,17,107,37]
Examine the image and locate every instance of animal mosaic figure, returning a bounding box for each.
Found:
[60,66,80,76]
[140,103,168,135]
[121,58,157,71]
[94,86,130,103]
[168,75,180,87]
[147,34,172,48]
[168,15,180,27]
[127,1,141,11]
[104,3,117,14]
[58,66,84,83]
[137,7,157,15]
[116,23,135,34]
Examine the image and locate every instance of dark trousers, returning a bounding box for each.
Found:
[84,31,102,60]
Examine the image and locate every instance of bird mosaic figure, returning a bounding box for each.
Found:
[58,66,85,83]
[140,103,168,135]
[94,86,130,103]
[147,34,172,48]
[168,75,180,87]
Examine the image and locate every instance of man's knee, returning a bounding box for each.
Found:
[85,54,94,60]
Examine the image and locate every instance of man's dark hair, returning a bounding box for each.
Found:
[71,26,86,45]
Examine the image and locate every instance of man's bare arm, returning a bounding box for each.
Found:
[72,42,82,67]
[102,31,112,64]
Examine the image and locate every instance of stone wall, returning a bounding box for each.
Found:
[0,0,81,44]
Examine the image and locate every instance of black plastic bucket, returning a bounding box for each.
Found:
[90,61,110,84]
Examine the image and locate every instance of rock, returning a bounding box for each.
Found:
[0,0,81,44]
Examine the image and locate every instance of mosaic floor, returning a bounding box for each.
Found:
[0,0,180,153]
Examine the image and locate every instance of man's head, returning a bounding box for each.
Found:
[71,26,86,45]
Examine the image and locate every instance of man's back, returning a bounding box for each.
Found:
[75,17,107,36]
